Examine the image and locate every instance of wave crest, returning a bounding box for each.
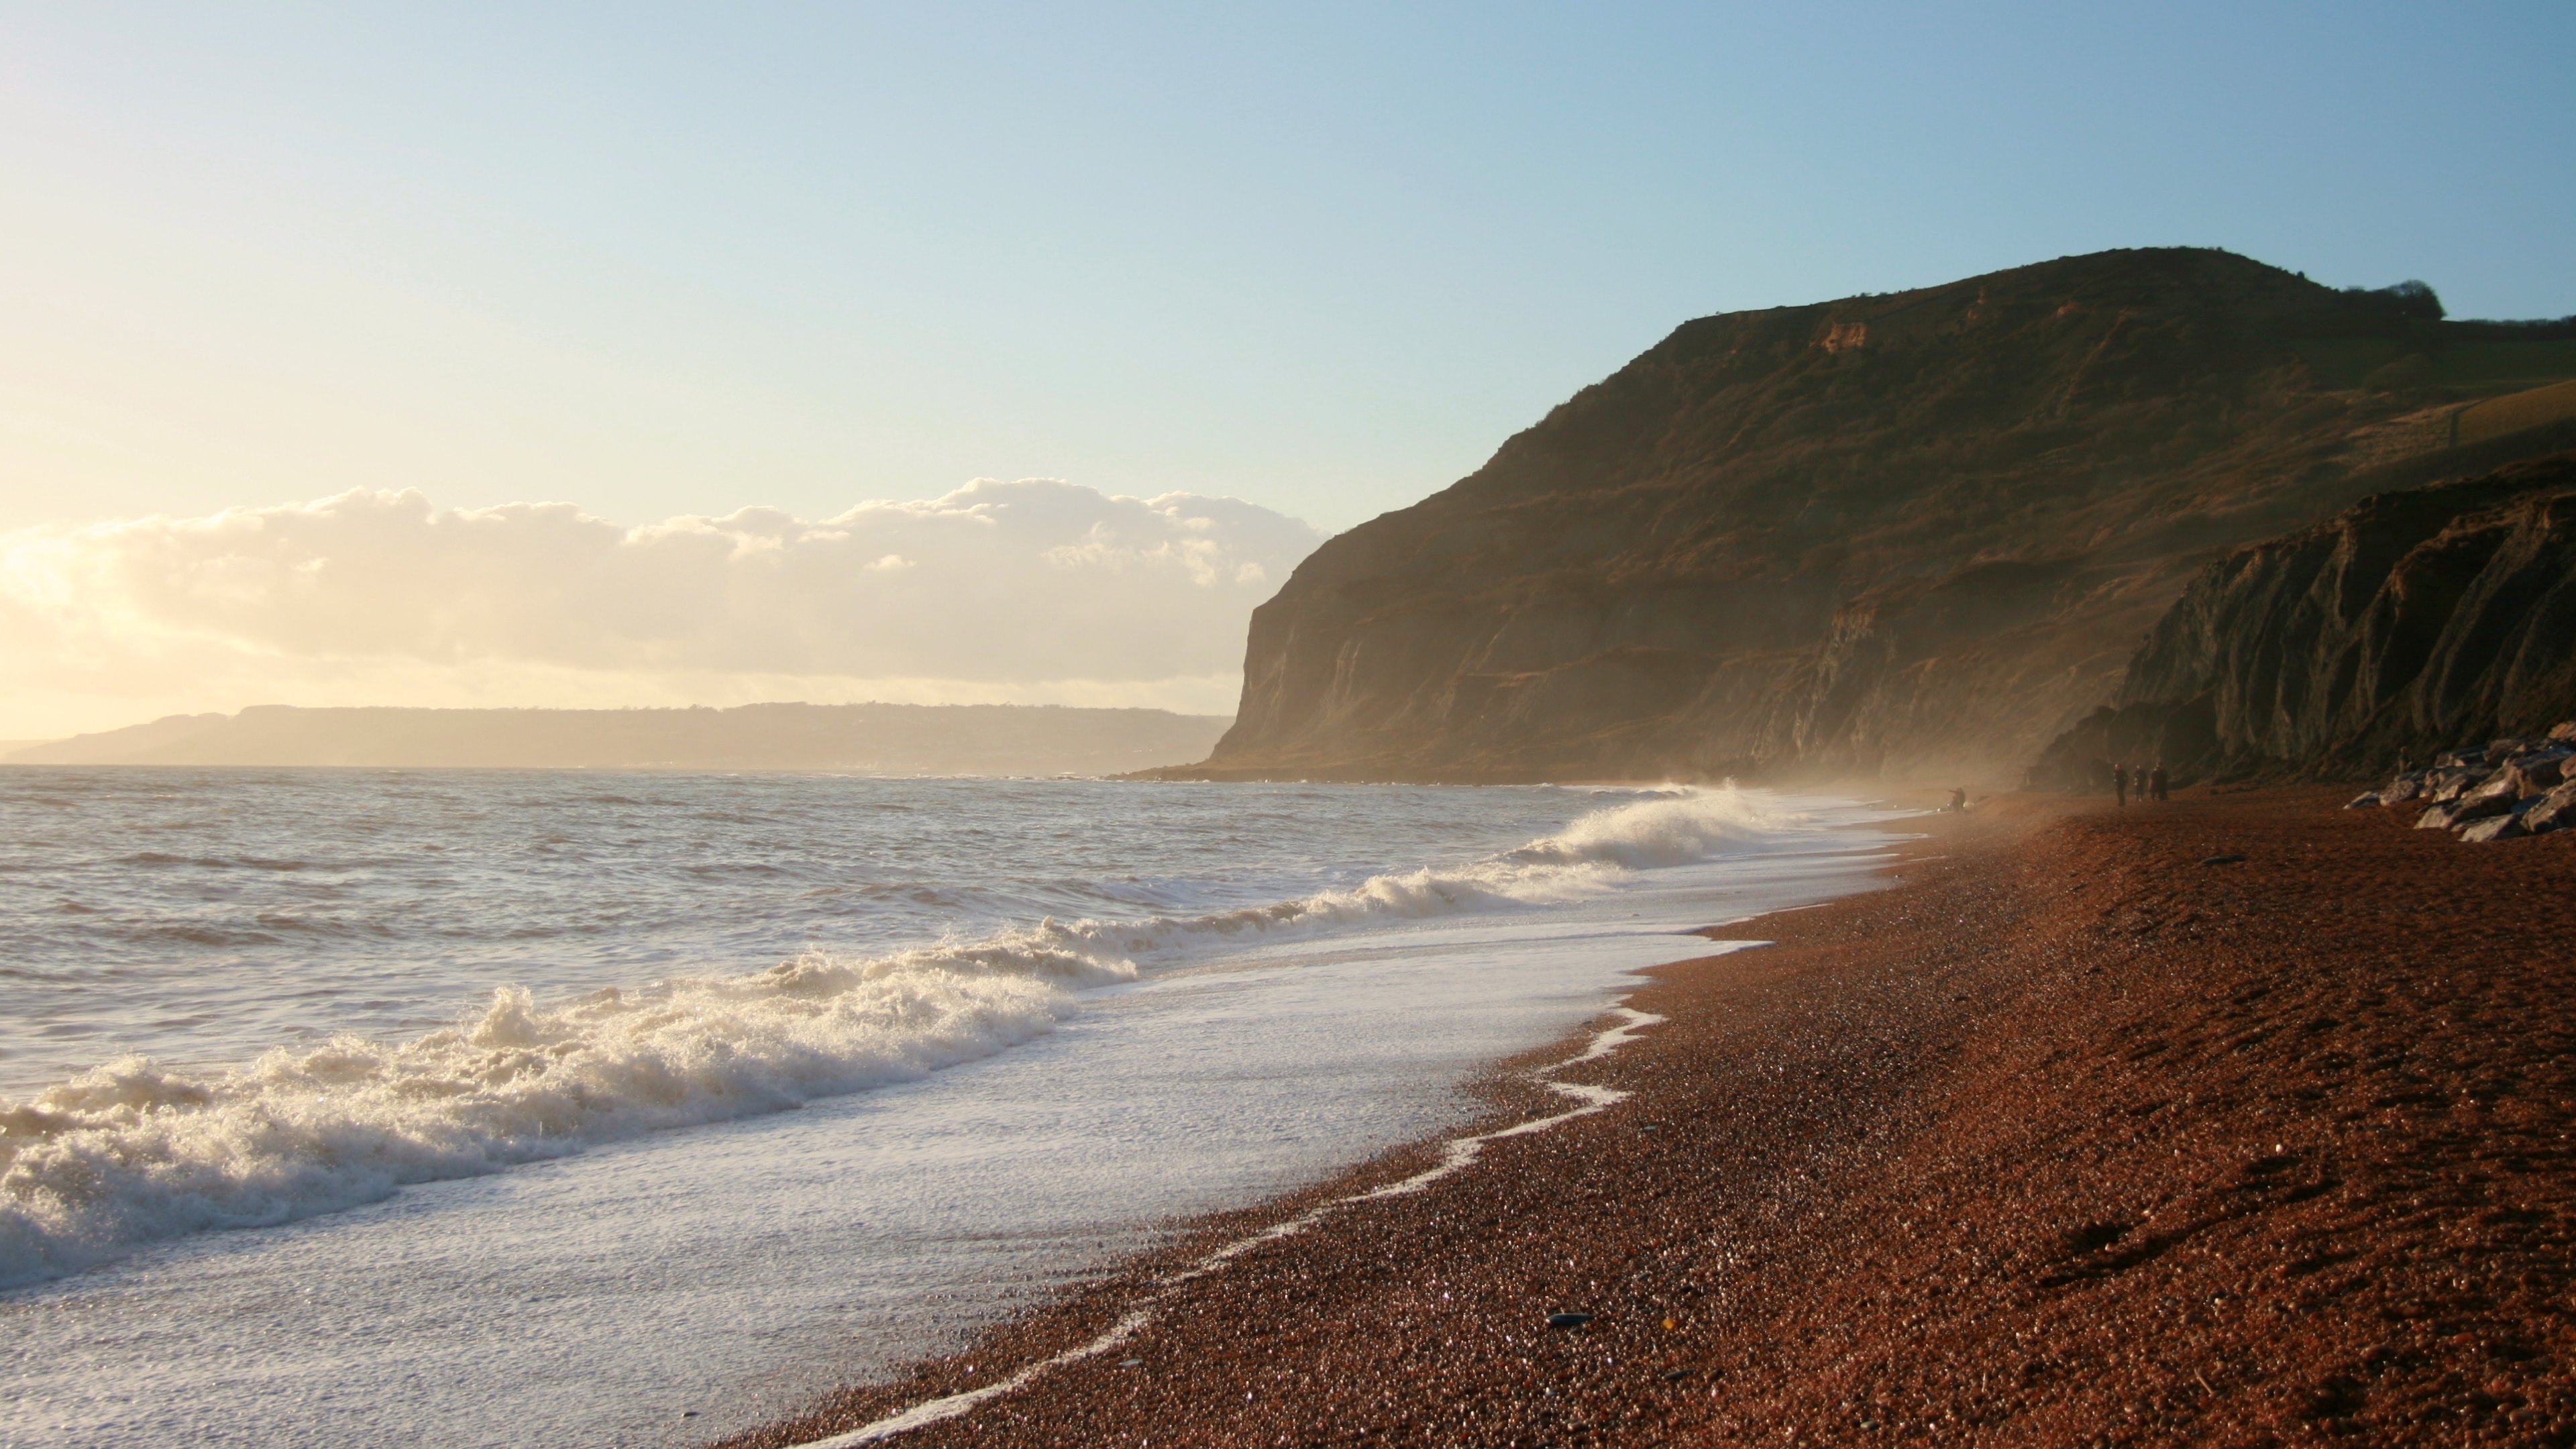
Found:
[0,785,1788,1287]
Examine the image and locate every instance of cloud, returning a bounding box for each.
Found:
[0,480,1322,736]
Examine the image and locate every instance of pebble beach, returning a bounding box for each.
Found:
[716,788,2575,1447]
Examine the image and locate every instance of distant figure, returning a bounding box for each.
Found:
[2112,763,2129,806]
[2149,763,2169,802]
[1947,786,1967,812]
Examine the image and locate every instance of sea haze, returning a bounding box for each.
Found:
[0,772,1894,1446]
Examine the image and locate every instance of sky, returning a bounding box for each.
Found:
[1,1,2571,737]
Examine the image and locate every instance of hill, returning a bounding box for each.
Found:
[1168,248,2576,783]
[3,702,1232,775]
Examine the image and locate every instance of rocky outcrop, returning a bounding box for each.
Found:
[2032,452,2576,785]
[1173,248,2576,783]
[2343,724,2576,841]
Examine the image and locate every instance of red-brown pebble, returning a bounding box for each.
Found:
[711,788,2576,1448]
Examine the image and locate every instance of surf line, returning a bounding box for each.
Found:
[792,1004,1666,1448]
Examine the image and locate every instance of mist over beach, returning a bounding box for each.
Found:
[5,5,2573,1448]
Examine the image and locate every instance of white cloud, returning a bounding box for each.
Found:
[0,479,1322,736]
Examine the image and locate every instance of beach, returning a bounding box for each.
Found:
[718,788,2576,1447]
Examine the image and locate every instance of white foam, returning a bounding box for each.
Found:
[0,786,1792,1289]
[796,1006,1668,1447]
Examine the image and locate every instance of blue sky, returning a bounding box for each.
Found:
[3,1,2571,536]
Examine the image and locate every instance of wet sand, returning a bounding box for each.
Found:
[714,789,2575,1447]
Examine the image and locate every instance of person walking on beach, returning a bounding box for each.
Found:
[2149,763,2169,802]
[2112,763,2129,806]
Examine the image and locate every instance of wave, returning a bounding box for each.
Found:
[0,785,1789,1288]
[114,853,361,873]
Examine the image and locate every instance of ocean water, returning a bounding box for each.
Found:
[0,771,1893,1447]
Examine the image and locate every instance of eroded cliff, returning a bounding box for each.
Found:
[1177,248,2576,783]
[2033,451,2576,785]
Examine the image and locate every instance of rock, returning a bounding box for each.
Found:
[2464,772,2523,804]
[1547,1312,1595,1329]
[2553,721,2576,743]
[2506,751,2571,791]
[2450,791,2516,824]
[2459,814,2527,843]
[2416,804,2458,829]
[2345,792,2381,808]
[2523,782,2576,835]
[2381,773,2426,803]
[2202,853,2248,865]
[2428,767,2491,802]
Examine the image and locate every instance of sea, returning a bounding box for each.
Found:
[0,770,1894,1447]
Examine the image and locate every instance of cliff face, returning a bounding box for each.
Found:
[1183,248,2576,782]
[2033,451,2576,784]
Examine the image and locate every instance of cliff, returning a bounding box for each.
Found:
[1174,248,2576,783]
[2033,451,2576,786]
[3,702,1232,775]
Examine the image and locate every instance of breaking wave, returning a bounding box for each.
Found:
[0,785,1788,1288]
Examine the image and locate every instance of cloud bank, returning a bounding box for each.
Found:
[0,480,1323,737]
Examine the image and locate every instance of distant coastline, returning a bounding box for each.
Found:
[2,702,1232,776]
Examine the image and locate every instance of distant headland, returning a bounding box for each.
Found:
[2,702,1232,775]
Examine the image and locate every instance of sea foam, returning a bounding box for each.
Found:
[0,785,1787,1288]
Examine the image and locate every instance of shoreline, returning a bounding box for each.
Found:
[715,788,2575,1446]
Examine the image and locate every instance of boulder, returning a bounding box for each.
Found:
[2451,790,2516,824]
[2345,792,2381,808]
[2465,772,2523,804]
[2553,721,2576,743]
[2523,782,2576,835]
[2459,814,2527,843]
[2427,767,2489,802]
[2381,773,2426,803]
[2505,751,2571,791]
[2416,804,2458,829]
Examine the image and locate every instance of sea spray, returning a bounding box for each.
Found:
[0,784,1792,1287]
[0,945,1109,1287]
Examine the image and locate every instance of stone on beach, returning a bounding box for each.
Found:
[2425,767,2487,803]
[2523,782,2576,835]
[2449,790,2514,824]
[2376,729,2576,840]
[2506,751,2570,792]
[2462,772,2520,805]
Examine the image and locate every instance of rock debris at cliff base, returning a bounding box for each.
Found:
[715,792,2575,1448]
